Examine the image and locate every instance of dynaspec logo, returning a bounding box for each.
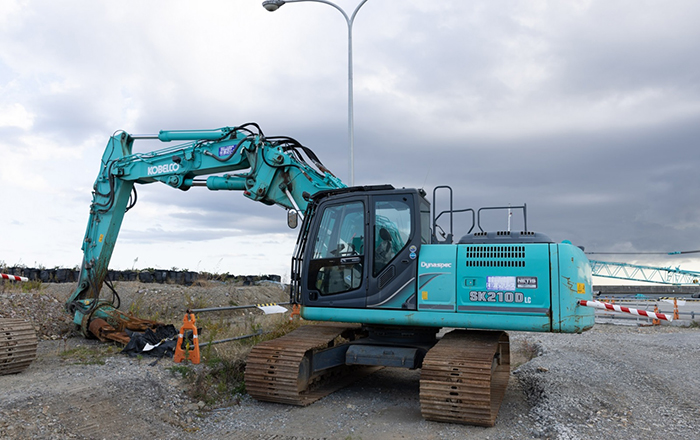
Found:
[420,262,453,269]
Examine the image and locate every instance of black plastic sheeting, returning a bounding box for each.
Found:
[1,266,281,285]
[121,325,179,358]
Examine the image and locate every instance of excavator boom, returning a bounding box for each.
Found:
[67,123,344,339]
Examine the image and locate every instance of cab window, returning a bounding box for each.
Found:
[374,199,411,275]
[309,202,364,295]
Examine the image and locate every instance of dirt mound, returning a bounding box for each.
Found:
[0,280,288,340]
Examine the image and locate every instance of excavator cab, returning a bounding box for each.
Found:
[296,186,429,310]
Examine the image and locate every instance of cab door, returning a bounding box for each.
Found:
[365,193,420,309]
[303,198,368,308]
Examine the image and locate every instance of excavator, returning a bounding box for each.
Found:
[1,122,595,426]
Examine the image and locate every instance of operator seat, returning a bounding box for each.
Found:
[374,227,394,273]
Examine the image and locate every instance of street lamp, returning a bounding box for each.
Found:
[262,0,369,186]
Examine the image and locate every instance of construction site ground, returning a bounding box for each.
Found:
[1,281,699,440]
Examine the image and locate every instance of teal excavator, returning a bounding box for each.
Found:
[56,123,592,426]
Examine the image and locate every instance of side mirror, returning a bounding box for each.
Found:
[287,209,299,229]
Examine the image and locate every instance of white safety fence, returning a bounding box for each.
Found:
[1,273,29,282]
[591,296,700,324]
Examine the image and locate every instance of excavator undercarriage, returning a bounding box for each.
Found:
[0,318,38,376]
[245,323,510,426]
[420,330,510,426]
[245,324,381,406]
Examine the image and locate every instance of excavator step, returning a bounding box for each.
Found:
[0,318,38,375]
[419,330,510,427]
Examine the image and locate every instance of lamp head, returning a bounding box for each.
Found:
[262,0,285,12]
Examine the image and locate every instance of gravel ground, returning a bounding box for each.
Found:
[1,281,699,439]
[513,325,700,440]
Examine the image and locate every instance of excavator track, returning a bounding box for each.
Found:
[0,318,38,375]
[419,330,510,427]
[245,323,378,406]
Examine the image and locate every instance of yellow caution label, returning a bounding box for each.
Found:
[99,234,104,243]
[577,283,586,294]
[421,291,428,300]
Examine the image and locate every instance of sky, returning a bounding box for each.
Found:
[1,0,699,283]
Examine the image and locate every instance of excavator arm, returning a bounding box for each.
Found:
[68,123,345,339]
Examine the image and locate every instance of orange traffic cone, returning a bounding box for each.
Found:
[173,311,200,364]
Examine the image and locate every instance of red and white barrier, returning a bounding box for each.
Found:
[0,273,28,282]
[578,300,673,322]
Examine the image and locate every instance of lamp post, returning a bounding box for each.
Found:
[262,0,369,186]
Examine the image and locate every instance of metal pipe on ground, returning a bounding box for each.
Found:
[199,330,267,347]
[191,302,291,313]
[188,302,292,348]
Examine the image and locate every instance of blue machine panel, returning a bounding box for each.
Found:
[552,242,595,332]
[456,243,552,317]
[417,245,457,311]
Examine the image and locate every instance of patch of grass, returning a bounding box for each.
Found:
[127,295,145,317]
[192,278,213,288]
[198,317,237,357]
[170,357,246,407]
[21,280,43,293]
[60,344,117,365]
[127,293,163,322]
[0,279,43,294]
[184,293,209,311]
[168,364,196,379]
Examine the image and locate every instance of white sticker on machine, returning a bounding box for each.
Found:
[486,276,516,291]
[517,276,538,289]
